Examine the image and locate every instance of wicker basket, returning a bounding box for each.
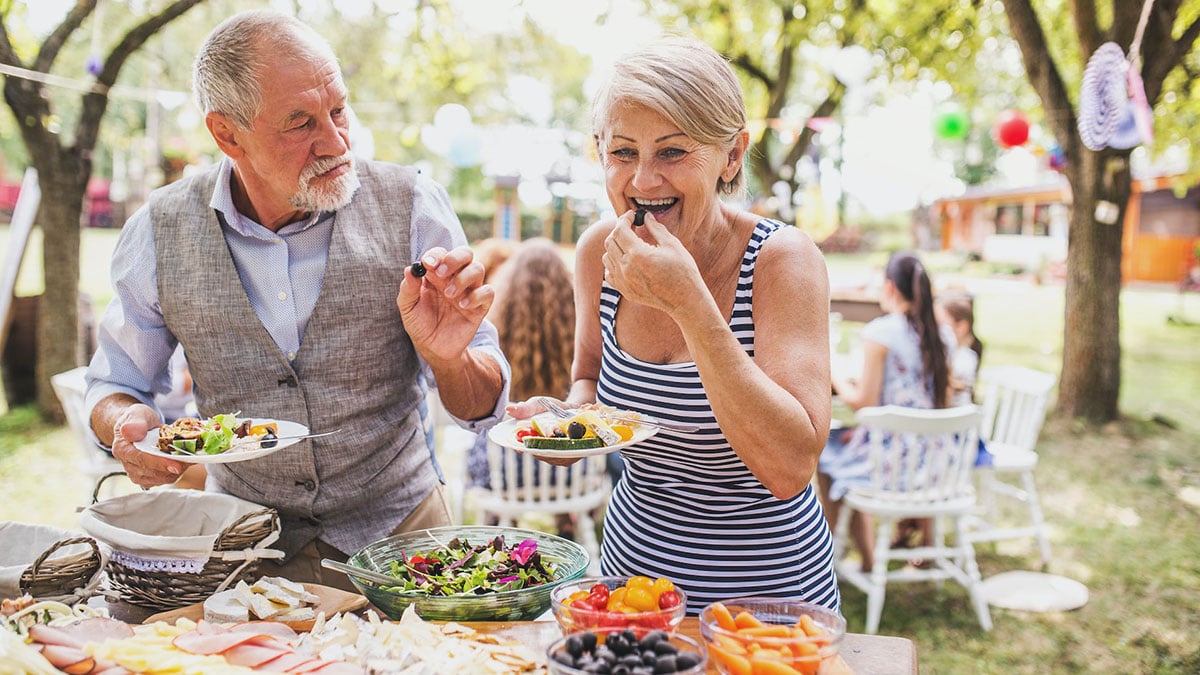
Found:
[103,507,280,609]
[0,523,105,604]
[79,481,284,610]
[20,536,104,602]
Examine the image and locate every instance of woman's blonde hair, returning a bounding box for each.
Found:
[490,239,575,402]
[591,36,748,195]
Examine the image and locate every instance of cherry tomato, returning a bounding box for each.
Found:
[606,587,627,610]
[586,590,608,609]
[627,575,654,590]
[515,428,537,442]
[599,610,627,628]
[658,590,682,610]
[652,577,675,596]
[625,587,658,613]
[589,583,611,604]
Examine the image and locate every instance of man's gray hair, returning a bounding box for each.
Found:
[192,10,339,130]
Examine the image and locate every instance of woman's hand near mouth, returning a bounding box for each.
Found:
[602,209,704,318]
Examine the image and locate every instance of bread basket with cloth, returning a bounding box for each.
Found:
[79,487,282,609]
[0,522,106,604]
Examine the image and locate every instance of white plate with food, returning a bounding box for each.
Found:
[134,414,310,464]
[487,409,658,459]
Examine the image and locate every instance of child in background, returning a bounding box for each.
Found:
[935,295,983,406]
[466,238,582,538]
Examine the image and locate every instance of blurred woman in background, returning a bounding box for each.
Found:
[819,250,949,573]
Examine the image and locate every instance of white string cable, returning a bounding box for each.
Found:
[1128,0,1156,69]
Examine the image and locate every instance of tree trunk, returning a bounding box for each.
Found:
[33,148,87,423]
[1058,150,1129,422]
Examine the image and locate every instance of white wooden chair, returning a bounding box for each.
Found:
[424,389,476,525]
[834,405,992,634]
[470,439,610,575]
[965,365,1056,565]
[50,367,126,500]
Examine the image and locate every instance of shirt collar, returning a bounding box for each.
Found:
[209,157,333,237]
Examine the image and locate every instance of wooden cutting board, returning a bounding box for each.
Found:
[142,583,368,632]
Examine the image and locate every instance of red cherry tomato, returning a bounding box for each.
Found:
[515,428,537,442]
[589,583,611,604]
[658,590,681,610]
[586,590,609,609]
[599,610,626,628]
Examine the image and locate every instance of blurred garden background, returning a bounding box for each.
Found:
[1,0,1199,673]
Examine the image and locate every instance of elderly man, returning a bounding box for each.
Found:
[85,9,508,589]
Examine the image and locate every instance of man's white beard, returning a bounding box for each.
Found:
[290,153,360,212]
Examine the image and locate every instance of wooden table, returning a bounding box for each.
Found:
[831,293,885,323]
[98,600,917,674]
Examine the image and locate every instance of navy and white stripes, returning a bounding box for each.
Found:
[596,219,840,614]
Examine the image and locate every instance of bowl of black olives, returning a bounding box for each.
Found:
[546,628,707,675]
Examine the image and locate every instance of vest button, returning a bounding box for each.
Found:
[303,480,316,491]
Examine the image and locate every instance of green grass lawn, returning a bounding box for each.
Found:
[1,238,1198,672]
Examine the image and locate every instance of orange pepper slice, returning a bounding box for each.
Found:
[711,601,738,632]
[734,610,766,629]
[708,642,752,675]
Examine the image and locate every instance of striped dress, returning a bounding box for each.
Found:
[597,219,840,614]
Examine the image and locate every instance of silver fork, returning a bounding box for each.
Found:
[534,396,699,433]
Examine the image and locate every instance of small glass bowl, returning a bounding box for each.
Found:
[345,525,589,622]
[698,597,846,675]
[546,628,707,675]
[550,575,687,636]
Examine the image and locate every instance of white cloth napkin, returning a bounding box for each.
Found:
[78,489,279,574]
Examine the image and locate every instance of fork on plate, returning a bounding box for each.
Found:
[534,396,699,433]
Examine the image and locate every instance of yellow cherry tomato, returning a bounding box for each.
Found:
[625,587,658,613]
[606,586,628,610]
[627,575,654,590]
[651,577,675,598]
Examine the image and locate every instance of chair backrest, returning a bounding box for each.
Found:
[854,405,982,502]
[50,367,93,451]
[51,366,124,480]
[484,439,610,509]
[977,365,1056,451]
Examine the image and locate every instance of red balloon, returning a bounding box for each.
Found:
[993,109,1030,148]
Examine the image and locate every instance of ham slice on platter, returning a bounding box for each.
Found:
[172,619,358,673]
[27,619,135,675]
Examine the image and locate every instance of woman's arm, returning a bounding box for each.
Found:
[680,226,833,498]
[567,219,614,408]
[603,215,832,498]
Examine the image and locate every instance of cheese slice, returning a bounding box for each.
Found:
[203,589,250,623]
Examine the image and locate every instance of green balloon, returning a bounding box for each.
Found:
[933,108,971,140]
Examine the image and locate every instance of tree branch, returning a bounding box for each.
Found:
[781,86,842,171]
[1002,0,1076,153]
[32,0,95,74]
[1068,0,1101,57]
[731,53,774,90]
[76,0,207,153]
[0,13,26,68]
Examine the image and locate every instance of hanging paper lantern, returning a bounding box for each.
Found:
[932,106,970,140]
[993,109,1030,148]
[1078,42,1129,151]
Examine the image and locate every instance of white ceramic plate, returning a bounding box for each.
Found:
[487,416,657,459]
[134,418,309,464]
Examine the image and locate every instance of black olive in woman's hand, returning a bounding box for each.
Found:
[410,261,428,277]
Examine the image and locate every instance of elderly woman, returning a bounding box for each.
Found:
[513,37,838,613]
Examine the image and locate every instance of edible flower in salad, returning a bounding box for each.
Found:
[382,535,558,596]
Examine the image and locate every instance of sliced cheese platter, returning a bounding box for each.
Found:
[143,577,367,632]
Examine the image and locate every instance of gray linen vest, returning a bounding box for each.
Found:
[150,161,436,559]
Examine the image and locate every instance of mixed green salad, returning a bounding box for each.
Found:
[382,535,558,596]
